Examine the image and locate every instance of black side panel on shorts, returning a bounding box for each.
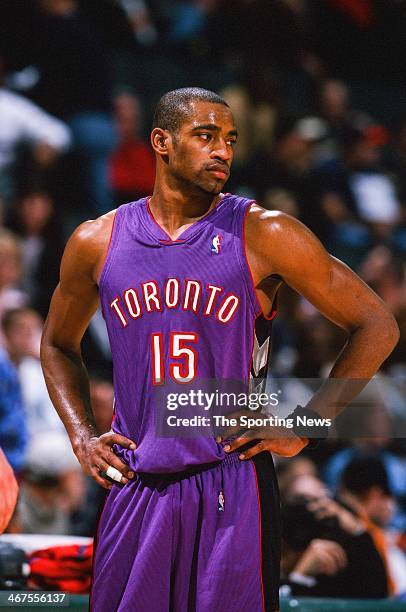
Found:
[252,452,281,612]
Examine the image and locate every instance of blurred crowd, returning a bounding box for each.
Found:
[0,0,405,599]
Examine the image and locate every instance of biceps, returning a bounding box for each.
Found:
[44,283,99,350]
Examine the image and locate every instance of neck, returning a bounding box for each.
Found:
[150,172,222,238]
[6,348,21,367]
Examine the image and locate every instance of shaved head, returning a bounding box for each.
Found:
[152,87,229,134]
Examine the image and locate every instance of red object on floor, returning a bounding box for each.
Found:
[29,543,93,594]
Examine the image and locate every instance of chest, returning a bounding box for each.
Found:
[102,227,246,328]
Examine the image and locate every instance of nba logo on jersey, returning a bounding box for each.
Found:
[211,234,222,254]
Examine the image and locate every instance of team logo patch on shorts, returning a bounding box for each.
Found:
[218,490,225,512]
[211,234,222,254]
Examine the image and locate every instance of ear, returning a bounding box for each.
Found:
[151,128,171,156]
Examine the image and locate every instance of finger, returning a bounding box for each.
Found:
[105,433,137,450]
[91,467,113,490]
[103,451,135,479]
[104,465,125,484]
[237,441,268,460]
[95,458,129,484]
[223,436,252,453]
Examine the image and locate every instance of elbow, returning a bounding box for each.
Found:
[351,309,400,356]
[40,324,58,365]
[40,332,51,367]
[374,310,400,354]
[385,313,400,350]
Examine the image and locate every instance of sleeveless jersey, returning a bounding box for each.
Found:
[99,194,275,473]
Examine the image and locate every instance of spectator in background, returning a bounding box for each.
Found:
[340,456,396,530]
[309,0,406,123]
[339,455,399,595]
[0,229,26,326]
[17,431,85,535]
[2,308,67,438]
[262,188,299,218]
[235,115,324,206]
[219,83,277,197]
[0,56,71,203]
[319,79,350,127]
[382,118,406,255]
[359,245,406,317]
[276,455,318,497]
[110,92,155,205]
[0,447,19,533]
[0,57,71,200]
[315,78,364,164]
[117,0,157,47]
[323,402,406,530]
[359,246,406,369]
[0,331,28,473]
[29,0,117,215]
[5,189,64,317]
[309,119,399,266]
[280,474,389,598]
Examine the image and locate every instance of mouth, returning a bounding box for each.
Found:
[206,164,229,180]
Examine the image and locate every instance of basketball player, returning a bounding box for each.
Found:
[41,88,399,611]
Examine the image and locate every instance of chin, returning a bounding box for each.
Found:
[203,180,226,195]
[210,186,223,195]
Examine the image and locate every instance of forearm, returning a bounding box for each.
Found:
[307,315,399,419]
[41,342,98,452]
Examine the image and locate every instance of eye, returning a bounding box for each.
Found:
[227,139,237,146]
[200,133,211,141]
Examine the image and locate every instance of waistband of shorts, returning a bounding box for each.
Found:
[136,440,258,485]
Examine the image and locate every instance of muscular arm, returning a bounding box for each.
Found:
[246,205,399,380]
[41,213,136,488]
[226,206,399,458]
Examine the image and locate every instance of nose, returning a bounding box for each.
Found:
[210,138,232,163]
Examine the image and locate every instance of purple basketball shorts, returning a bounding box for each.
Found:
[90,451,280,611]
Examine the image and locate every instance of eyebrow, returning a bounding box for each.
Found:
[191,124,238,137]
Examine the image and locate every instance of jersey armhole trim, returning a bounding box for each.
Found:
[234,201,259,317]
[98,209,120,291]
[239,201,278,321]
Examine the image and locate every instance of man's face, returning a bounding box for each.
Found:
[363,487,395,527]
[165,101,237,195]
[5,312,42,360]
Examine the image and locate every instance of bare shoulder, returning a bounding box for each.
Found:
[70,210,116,250]
[244,203,330,281]
[62,210,117,285]
[245,202,315,242]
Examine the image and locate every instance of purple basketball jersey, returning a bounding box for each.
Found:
[99,194,269,473]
